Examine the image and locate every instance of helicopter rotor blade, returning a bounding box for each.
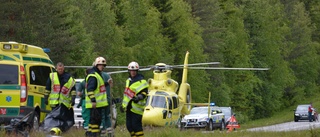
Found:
[175,66,269,71]
[107,68,152,74]
[173,62,220,67]
[64,66,128,69]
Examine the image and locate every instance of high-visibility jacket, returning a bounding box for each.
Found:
[85,72,108,108]
[122,79,148,115]
[49,72,75,108]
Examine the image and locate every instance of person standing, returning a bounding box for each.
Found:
[101,72,113,134]
[121,61,148,137]
[76,68,91,130]
[308,102,314,122]
[85,57,108,137]
[44,62,76,135]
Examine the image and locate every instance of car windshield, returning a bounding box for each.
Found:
[190,107,209,114]
[0,64,18,84]
[297,105,309,111]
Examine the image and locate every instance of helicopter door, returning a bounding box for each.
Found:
[162,97,174,119]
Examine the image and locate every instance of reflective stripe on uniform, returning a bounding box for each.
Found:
[85,72,108,108]
[122,79,148,114]
[49,72,75,107]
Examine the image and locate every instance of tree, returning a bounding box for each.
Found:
[281,1,320,105]
[185,0,230,106]
[152,0,210,102]
[243,0,295,118]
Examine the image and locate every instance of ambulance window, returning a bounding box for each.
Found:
[29,66,51,86]
[0,64,18,84]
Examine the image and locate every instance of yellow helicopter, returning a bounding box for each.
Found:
[64,51,269,127]
[142,51,192,127]
[140,51,269,127]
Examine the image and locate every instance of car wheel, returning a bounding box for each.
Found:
[294,117,299,122]
[206,120,213,131]
[220,121,225,131]
[24,111,40,132]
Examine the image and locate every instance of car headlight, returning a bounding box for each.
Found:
[199,117,208,121]
[295,113,300,116]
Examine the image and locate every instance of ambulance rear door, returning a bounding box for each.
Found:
[0,63,21,116]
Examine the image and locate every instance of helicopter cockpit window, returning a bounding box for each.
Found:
[172,96,178,109]
[151,96,167,108]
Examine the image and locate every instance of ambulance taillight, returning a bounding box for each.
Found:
[20,66,27,102]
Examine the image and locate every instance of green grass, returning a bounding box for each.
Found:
[1,96,320,137]
[4,125,316,137]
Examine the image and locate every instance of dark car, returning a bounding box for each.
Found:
[294,104,315,122]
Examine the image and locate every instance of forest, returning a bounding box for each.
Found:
[1,0,319,122]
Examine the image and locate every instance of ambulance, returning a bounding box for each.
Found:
[0,41,54,129]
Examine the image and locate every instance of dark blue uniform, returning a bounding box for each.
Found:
[126,74,148,137]
[86,67,106,137]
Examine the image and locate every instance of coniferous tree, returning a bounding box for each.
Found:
[37,0,94,66]
[281,1,320,105]
[0,1,36,42]
[300,0,320,42]
[153,0,210,102]
[0,0,95,68]
[243,0,295,119]
[185,0,231,106]
[120,0,171,78]
[74,0,125,63]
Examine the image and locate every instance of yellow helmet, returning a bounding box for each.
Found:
[128,61,139,71]
[50,127,62,135]
[94,57,106,66]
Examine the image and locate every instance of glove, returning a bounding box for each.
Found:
[120,107,125,113]
[132,96,139,103]
[71,95,76,106]
[44,95,49,105]
[132,94,143,103]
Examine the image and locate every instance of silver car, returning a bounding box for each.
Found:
[220,107,234,128]
[181,106,225,131]
[73,79,84,127]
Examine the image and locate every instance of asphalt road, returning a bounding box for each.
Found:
[247,120,320,132]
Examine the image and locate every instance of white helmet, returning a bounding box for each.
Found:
[94,57,106,66]
[128,61,139,71]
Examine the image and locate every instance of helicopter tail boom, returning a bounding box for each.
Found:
[178,51,192,115]
[181,51,189,84]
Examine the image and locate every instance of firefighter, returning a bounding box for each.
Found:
[121,61,148,137]
[44,62,76,135]
[77,67,92,130]
[85,57,108,137]
[101,72,113,134]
